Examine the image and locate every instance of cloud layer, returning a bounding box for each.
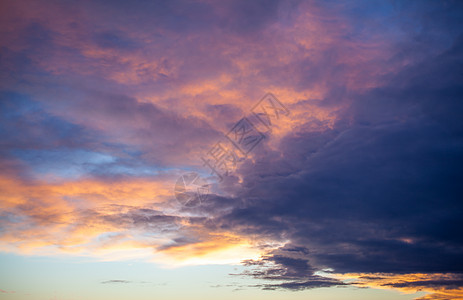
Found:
[1,0,463,299]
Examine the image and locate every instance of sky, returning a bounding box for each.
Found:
[0,0,463,299]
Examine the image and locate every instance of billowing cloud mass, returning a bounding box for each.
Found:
[1,0,462,299]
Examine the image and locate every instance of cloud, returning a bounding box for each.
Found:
[338,273,463,300]
[211,11,463,272]
[1,0,463,298]
[101,280,131,284]
[187,2,463,296]
[0,175,263,265]
[232,244,346,290]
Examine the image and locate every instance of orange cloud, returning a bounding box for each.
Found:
[0,174,268,266]
[0,174,169,253]
[333,273,463,300]
[154,228,265,266]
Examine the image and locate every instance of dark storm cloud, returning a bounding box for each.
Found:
[233,244,346,290]
[203,1,463,290]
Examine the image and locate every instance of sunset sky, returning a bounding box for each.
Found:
[1,0,463,299]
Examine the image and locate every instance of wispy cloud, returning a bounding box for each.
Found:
[101,280,132,284]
